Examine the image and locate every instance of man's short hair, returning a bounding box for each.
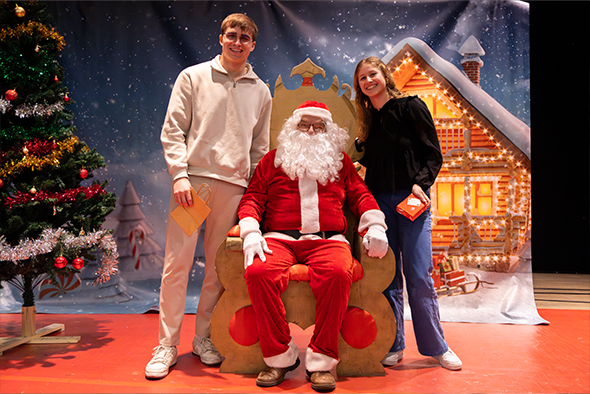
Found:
[221,13,258,42]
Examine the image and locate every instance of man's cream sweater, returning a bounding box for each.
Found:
[161,55,272,188]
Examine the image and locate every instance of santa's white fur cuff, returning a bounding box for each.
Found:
[305,347,339,372]
[239,217,261,239]
[358,209,387,233]
[263,339,299,368]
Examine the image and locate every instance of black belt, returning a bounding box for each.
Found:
[274,230,340,240]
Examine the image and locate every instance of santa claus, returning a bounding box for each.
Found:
[237,101,389,392]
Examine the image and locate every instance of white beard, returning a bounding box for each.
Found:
[274,117,350,185]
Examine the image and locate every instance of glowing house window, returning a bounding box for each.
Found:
[437,182,465,216]
[471,182,493,216]
[436,182,493,217]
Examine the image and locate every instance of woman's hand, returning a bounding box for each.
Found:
[412,184,431,207]
[173,177,193,207]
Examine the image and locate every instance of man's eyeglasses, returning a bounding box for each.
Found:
[297,122,326,133]
[223,32,253,44]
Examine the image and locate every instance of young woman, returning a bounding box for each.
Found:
[353,56,462,370]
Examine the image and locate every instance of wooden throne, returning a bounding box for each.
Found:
[210,59,396,376]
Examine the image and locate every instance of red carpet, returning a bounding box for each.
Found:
[1,309,588,393]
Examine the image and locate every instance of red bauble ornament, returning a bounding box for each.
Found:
[72,258,84,270]
[64,94,69,102]
[54,256,67,269]
[0,179,3,189]
[80,168,88,179]
[5,89,17,101]
[54,76,59,83]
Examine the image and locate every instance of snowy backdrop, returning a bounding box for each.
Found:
[1,0,545,324]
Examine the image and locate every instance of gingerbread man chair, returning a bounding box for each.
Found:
[210,59,396,377]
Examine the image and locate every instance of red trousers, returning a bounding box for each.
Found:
[245,238,353,361]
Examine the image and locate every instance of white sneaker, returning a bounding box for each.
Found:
[145,345,177,379]
[192,336,223,366]
[381,350,404,366]
[433,348,462,370]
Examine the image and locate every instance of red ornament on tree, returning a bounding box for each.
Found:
[80,168,88,179]
[5,89,18,101]
[72,258,84,270]
[0,179,3,189]
[64,94,69,102]
[54,256,67,269]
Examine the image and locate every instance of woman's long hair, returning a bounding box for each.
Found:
[353,56,406,141]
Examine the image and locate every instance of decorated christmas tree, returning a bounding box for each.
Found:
[0,1,118,308]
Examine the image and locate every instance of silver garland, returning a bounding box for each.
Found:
[0,228,119,285]
[0,98,65,117]
[0,98,9,114]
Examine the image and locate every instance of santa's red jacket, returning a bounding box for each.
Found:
[238,149,382,236]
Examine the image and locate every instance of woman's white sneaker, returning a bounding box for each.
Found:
[381,350,404,366]
[145,345,177,379]
[432,348,462,370]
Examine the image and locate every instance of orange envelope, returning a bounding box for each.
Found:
[170,184,211,236]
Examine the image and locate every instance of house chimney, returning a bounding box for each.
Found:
[459,35,485,87]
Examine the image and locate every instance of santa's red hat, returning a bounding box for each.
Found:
[292,101,332,122]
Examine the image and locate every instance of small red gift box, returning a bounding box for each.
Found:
[397,194,427,221]
[443,270,465,287]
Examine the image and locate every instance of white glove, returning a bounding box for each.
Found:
[242,232,273,269]
[362,225,388,259]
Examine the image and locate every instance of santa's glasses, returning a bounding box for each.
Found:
[297,122,326,133]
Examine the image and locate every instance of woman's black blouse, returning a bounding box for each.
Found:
[358,96,443,194]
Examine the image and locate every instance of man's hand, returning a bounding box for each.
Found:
[362,225,388,259]
[242,232,273,269]
[173,177,193,207]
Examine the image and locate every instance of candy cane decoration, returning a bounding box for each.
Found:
[128,226,145,269]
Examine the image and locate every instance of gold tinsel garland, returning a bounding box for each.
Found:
[0,136,83,178]
[0,20,66,51]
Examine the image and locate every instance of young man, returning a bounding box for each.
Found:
[146,13,272,379]
[238,101,389,392]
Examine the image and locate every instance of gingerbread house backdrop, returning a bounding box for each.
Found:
[383,37,531,273]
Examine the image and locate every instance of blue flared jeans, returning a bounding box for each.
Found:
[374,190,448,357]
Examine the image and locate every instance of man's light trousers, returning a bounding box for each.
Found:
[159,176,245,346]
